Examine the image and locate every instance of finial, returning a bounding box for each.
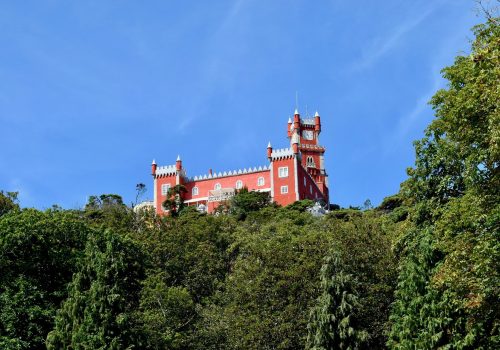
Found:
[152,159,156,165]
[288,117,292,123]
[315,111,319,117]
[267,141,272,148]
[294,108,299,115]
[176,155,181,161]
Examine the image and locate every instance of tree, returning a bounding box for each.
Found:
[162,184,188,216]
[0,191,19,217]
[229,187,272,220]
[389,16,500,349]
[306,251,367,350]
[0,209,89,350]
[46,230,145,349]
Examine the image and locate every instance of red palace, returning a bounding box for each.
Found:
[151,109,329,214]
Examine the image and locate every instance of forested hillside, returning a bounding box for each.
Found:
[0,17,498,350]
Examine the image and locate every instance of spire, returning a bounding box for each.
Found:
[288,117,292,123]
[314,111,319,117]
[294,108,299,115]
[152,159,156,165]
[176,155,181,161]
[267,141,272,148]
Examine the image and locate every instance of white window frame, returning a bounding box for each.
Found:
[236,180,243,189]
[281,185,288,194]
[214,183,221,190]
[192,186,199,196]
[278,166,288,178]
[257,176,265,186]
[161,184,171,196]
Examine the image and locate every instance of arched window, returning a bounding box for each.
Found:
[236,180,243,189]
[214,183,221,190]
[257,177,265,186]
[306,156,315,167]
[192,186,199,196]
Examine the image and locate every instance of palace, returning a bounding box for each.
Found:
[151,109,329,214]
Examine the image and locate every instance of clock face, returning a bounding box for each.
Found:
[302,130,314,140]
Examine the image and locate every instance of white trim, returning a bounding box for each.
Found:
[254,188,271,193]
[270,163,274,199]
[161,183,171,196]
[153,177,157,209]
[294,157,299,200]
[257,176,265,186]
[184,196,208,204]
[278,166,288,178]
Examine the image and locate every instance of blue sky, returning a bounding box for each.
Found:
[0,0,483,209]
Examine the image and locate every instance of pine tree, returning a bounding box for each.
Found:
[46,230,145,349]
[306,251,367,350]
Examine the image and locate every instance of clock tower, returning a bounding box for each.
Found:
[288,109,329,203]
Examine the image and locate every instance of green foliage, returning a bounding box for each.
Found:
[46,230,145,349]
[162,184,188,216]
[389,17,500,349]
[285,199,315,212]
[84,193,133,231]
[138,270,195,349]
[306,250,367,350]
[229,187,272,220]
[0,191,19,217]
[0,209,90,349]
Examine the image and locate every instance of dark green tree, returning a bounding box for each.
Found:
[306,251,367,350]
[388,16,500,349]
[46,230,145,350]
[0,191,19,217]
[0,209,89,350]
[162,184,188,216]
[229,187,271,220]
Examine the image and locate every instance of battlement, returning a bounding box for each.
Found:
[155,164,177,176]
[186,165,269,182]
[270,147,295,160]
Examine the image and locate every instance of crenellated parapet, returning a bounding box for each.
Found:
[270,147,295,160]
[154,164,177,177]
[186,165,269,182]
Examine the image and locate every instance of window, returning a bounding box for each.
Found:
[310,185,313,194]
[214,183,221,190]
[161,184,170,195]
[278,166,288,178]
[257,177,265,186]
[236,180,243,189]
[306,156,315,167]
[281,185,288,194]
[303,177,306,187]
[192,186,199,196]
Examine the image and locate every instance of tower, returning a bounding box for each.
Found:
[287,109,329,203]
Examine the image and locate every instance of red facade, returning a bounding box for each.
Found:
[151,109,329,214]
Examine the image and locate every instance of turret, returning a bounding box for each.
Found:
[176,155,182,171]
[293,109,300,132]
[151,159,157,175]
[287,118,292,138]
[267,141,273,159]
[314,111,321,134]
